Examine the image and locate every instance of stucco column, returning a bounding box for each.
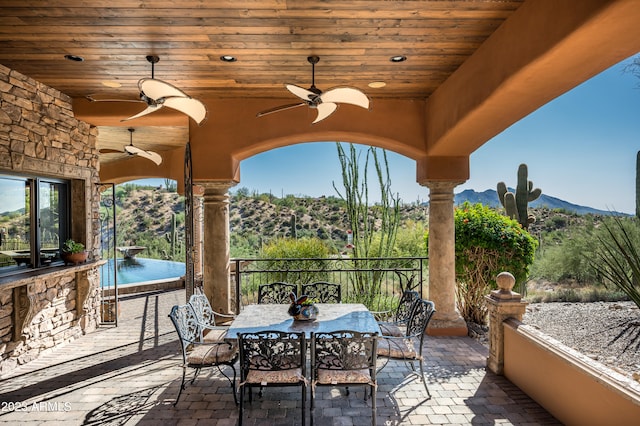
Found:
[425,180,468,336]
[201,181,236,315]
[485,272,528,375]
[193,190,204,283]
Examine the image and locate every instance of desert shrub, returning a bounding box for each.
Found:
[546,288,581,303]
[545,215,567,230]
[427,202,537,325]
[530,230,599,284]
[230,234,260,258]
[526,286,628,303]
[393,220,427,258]
[580,286,628,302]
[258,237,331,285]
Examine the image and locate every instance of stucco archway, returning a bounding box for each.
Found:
[195,123,468,335]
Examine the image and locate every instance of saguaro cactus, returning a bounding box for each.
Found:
[497,163,541,230]
[165,212,177,258]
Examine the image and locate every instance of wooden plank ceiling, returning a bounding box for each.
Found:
[0,0,524,163]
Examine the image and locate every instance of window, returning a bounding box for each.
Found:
[0,174,70,277]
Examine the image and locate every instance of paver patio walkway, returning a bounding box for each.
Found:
[0,289,560,425]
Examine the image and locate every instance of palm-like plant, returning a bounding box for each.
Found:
[590,216,640,308]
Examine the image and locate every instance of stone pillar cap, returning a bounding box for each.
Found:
[489,271,522,301]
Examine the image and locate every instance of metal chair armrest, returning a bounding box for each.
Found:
[212,310,236,321]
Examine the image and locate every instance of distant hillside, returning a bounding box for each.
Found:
[0,185,624,260]
[453,188,625,216]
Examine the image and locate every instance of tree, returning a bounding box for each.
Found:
[332,143,401,308]
[427,202,537,325]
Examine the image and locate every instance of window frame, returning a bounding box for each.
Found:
[0,173,71,278]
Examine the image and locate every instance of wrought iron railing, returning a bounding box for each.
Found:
[231,256,428,315]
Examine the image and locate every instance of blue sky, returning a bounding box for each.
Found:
[136,53,638,214]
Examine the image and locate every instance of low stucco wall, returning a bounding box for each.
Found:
[503,318,640,426]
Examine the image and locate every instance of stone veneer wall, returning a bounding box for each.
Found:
[0,64,101,375]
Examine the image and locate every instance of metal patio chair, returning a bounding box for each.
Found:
[257,282,298,304]
[310,330,378,426]
[301,281,342,303]
[375,290,421,337]
[188,293,235,342]
[168,304,238,405]
[376,298,436,397]
[237,330,307,426]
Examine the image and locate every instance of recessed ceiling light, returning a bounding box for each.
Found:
[220,55,237,62]
[64,54,84,62]
[101,81,122,88]
[368,81,386,88]
[390,55,407,63]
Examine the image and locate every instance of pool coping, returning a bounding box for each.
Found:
[101,276,185,297]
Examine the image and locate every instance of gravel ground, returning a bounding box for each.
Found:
[522,301,640,379]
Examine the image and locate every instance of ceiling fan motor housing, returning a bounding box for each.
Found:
[256,54,370,123]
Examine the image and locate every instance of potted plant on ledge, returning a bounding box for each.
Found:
[61,239,87,265]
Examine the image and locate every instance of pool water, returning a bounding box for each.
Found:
[100,257,185,286]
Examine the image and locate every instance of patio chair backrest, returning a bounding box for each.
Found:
[257,282,298,304]
[393,290,421,323]
[168,304,200,351]
[302,281,342,303]
[238,330,306,374]
[311,330,377,373]
[406,299,436,341]
[189,293,218,327]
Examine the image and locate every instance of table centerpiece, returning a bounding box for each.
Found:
[287,292,319,321]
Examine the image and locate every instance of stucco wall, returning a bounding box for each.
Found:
[503,319,640,426]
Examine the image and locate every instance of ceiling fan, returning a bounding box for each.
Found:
[257,55,370,124]
[88,55,207,125]
[99,128,162,165]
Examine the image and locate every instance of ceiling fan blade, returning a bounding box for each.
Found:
[136,150,163,166]
[320,87,370,109]
[256,102,306,117]
[286,84,317,101]
[163,97,207,125]
[87,95,144,103]
[139,78,189,100]
[121,104,163,122]
[98,148,124,154]
[124,145,162,165]
[312,103,339,124]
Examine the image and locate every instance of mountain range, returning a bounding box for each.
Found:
[452,188,626,216]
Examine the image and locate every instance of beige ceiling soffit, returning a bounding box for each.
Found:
[425,0,640,157]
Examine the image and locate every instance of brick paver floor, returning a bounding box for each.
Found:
[0,289,560,425]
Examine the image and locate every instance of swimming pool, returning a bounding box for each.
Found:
[100,257,185,287]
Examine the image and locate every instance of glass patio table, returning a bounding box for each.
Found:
[224,303,381,340]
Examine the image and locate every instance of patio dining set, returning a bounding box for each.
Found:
[168,282,436,426]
